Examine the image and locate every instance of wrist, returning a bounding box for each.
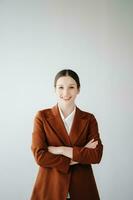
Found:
[61,146,64,154]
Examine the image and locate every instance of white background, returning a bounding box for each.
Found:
[0,0,133,199]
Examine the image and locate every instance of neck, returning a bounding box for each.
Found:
[58,103,75,118]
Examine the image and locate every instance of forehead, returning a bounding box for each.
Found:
[56,76,77,85]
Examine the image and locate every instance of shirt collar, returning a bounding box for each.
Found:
[58,105,76,121]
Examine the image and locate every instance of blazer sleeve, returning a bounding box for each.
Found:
[72,114,103,164]
[31,111,70,174]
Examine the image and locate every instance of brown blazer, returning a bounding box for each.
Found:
[30,105,103,200]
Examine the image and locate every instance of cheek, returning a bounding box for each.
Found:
[56,90,62,96]
[72,90,79,96]
[74,94,78,98]
[71,93,77,99]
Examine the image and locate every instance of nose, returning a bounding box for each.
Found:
[63,88,69,97]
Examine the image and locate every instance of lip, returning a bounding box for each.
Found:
[61,97,71,101]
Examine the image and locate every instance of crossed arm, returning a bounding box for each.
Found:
[32,112,103,173]
[48,139,98,165]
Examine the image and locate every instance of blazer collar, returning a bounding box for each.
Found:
[47,104,88,145]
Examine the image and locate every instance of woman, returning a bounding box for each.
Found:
[30,69,103,200]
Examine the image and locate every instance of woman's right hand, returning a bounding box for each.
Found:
[85,139,98,149]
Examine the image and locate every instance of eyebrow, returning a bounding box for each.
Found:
[56,84,76,86]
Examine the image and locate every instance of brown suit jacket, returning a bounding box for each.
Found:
[30,105,103,200]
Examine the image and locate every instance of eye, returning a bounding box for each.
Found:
[69,86,74,89]
[58,86,64,89]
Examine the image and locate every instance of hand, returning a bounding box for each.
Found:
[85,139,98,149]
[70,160,78,165]
[48,146,73,159]
[48,146,63,155]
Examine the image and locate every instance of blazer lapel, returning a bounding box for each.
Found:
[46,105,88,146]
[69,107,88,145]
[48,105,71,145]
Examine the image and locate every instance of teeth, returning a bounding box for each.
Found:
[60,97,71,100]
[63,98,71,100]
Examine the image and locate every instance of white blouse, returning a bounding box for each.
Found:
[58,106,76,134]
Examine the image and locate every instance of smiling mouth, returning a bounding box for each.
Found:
[62,97,71,101]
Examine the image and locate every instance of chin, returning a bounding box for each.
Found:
[63,101,74,105]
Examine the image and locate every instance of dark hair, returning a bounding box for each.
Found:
[54,69,80,89]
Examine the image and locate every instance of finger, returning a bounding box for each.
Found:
[91,141,98,148]
[85,139,94,147]
[94,141,98,145]
[92,141,98,146]
[88,139,94,144]
[93,141,98,144]
[86,141,98,148]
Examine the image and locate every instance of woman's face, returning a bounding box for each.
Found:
[55,76,80,106]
